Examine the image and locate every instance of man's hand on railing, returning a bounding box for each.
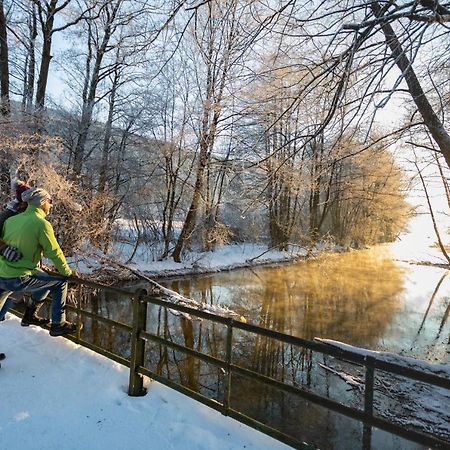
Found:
[1,245,22,262]
[40,266,82,280]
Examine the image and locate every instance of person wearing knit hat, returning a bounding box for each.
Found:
[0,180,33,364]
[21,187,51,206]
[15,181,31,199]
[2,180,31,214]
[0,186,77,337]
[2,179,32,211]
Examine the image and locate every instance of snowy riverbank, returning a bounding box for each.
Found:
[70,241,342,282]
[66,213,450,283]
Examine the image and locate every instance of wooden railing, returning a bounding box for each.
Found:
[10,278,450,450]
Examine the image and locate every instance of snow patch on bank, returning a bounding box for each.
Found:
[69,241,340,281]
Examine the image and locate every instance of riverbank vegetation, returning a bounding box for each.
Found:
[4,1,444,268]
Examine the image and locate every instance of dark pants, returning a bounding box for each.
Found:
[0,270,68,324]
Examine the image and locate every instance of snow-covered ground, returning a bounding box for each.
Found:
[0,316,291,450]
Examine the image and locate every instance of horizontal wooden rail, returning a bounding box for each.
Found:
[141,330,225,368]
[141,294,450,390]
[65,304,132,332]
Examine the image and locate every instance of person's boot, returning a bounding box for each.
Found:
[0,352,5,369]
[49,321,77,337]
[21,305,49,327]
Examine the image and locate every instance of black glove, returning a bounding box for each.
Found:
[2,245,22,262]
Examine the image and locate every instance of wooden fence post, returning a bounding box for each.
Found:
[362,356,375,449]
[223,320,233,414]
[75,284,83,343]
[128,289,148,396]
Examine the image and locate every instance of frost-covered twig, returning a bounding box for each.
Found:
[318,362,363,392]
[246,243,308,263]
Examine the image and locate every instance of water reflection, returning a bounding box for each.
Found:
[165,248,406,348]
[152,247,447,449]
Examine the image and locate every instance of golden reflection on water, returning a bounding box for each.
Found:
[168,247,406,348]
[258,247,406,346]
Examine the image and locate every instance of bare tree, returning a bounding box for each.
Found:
[32,0,96,109]
[0,0,10,115]
[71,0,124,176]
[172,0,242,262]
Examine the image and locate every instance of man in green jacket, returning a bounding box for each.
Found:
[0,187,76,337]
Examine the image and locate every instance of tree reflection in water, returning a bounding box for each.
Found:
[166,248,406,346]
[74,248,446,449]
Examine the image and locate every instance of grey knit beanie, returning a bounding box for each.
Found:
[21,188,51,206]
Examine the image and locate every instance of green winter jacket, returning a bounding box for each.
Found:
[0,205,72,277]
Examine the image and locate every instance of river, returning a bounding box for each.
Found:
[74,235,449,450]
[163,245,449,363]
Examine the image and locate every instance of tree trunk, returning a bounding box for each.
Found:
[160,92,190,260]
[35,0,57,109]
[171,145,209,262]
[0,0,10,116]
[98,67,119,193]
[171,7,216,263]
[73,95,95,176]
[172,1,237,262]
[309,137,324,241]
[372,2,450,168]
[23,6,38,112]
